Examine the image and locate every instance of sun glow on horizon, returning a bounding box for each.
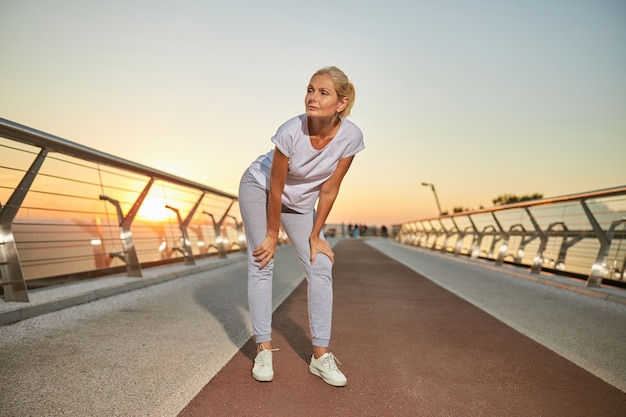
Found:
[136,195,175,222]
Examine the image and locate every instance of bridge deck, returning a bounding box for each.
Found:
[1,239,625,416]
[179,239,626,417]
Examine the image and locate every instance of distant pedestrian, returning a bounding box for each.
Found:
[238,66,365,387]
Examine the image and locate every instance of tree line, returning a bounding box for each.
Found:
[448,192,544,214]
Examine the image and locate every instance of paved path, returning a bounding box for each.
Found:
[368,239,626,392]
[1,239,625,416]
[179,239,626,417]
[0,247,303,417]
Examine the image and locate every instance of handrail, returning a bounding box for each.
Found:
[0,118,243,303]
[397,186,626,289]
[407,186,626,222]
[0,118,238,200]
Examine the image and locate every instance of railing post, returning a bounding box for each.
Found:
[482,225,498,259]
[166,192,204,266]
[492,212,509,266]
[166,204,194,265]
[438,220,450,252]
[409,225,418,246]
[204,199,235,259]
[0,221,28,302]
[531,221,564,274]
[204,212,227,258]
[418,222,427,247]
[525,208,547,274]
[99,178,154,277]
[228,215,247,253]
[424,220,434,249]
[554,226,584,271]
[420,221,430,248]
[468,216,480,259]
[402,223,413,245]
[0,148,48,302]
[583,197,624,286]
[189,223,209,255]
[508,224,537,264]
[454,226,472,256]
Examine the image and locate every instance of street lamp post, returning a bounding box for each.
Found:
[421,182,443,215]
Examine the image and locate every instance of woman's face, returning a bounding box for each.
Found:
[305,74,346,119]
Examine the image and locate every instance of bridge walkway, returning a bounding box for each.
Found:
[1,239,625,416]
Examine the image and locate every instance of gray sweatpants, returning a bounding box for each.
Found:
[238,169,333,348]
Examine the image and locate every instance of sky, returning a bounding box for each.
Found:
[1,0,625,226]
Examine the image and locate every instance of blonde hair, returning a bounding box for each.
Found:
[312,66,356,118]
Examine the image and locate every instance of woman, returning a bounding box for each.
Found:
[238,66,364,387]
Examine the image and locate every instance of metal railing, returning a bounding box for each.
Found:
[396,187,626,288]
[0,118,245,302]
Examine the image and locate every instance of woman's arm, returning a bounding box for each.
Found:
[252,147,288,269]
[310,155,355,264]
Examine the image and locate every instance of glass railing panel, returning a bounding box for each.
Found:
[397,186,626,287]
[1,117,241,299]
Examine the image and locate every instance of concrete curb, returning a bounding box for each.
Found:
[388,241,626,307]
[0,252,248,326]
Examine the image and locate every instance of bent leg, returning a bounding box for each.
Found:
[281,211,333,348]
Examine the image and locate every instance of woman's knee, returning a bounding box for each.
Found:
[310,255,332,281]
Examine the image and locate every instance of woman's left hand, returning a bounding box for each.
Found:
[310,236,334,265]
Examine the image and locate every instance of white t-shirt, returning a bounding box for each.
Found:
[248,114,365,213]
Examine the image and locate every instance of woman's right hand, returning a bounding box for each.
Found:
[252,235,279,269]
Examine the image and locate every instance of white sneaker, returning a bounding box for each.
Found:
[252,345,276,382]
[309,352,347,387]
